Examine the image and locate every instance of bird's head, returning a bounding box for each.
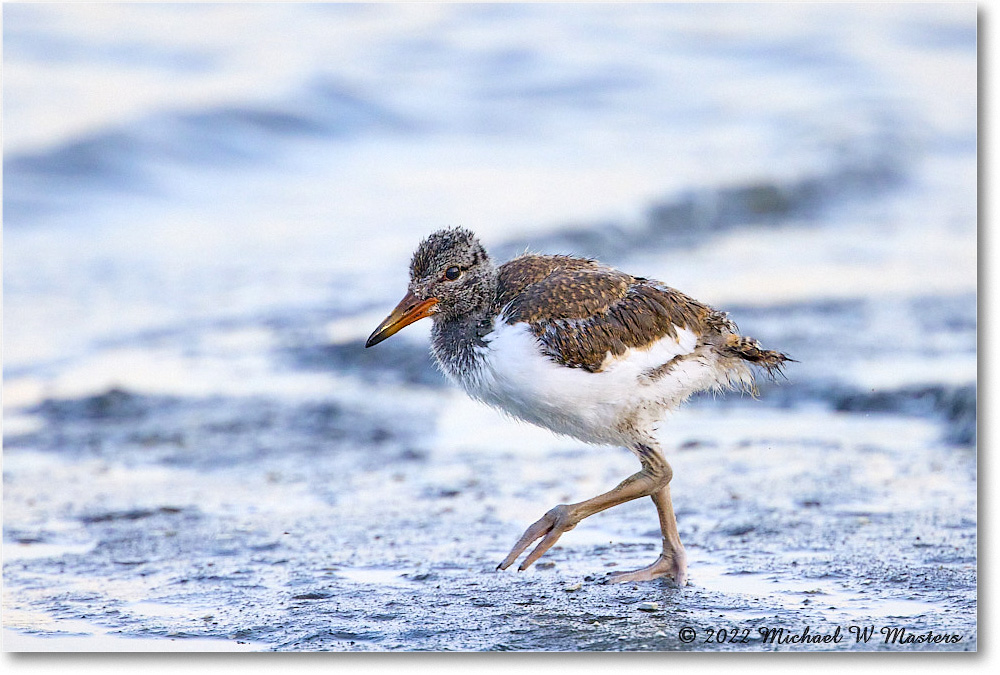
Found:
[366,227,497,348]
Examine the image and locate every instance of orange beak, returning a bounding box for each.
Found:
[365,290,438,348]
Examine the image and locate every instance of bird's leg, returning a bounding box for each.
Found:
[497,443,673,573]
[606,483,687,585]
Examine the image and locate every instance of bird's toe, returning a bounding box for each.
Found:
[606,550,687,586]
[497,504,578,572]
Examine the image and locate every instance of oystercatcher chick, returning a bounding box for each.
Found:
[366,227,789,585]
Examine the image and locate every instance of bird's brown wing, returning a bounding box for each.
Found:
[497,255,731,372]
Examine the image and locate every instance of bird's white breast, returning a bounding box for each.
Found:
[453,317,733,447]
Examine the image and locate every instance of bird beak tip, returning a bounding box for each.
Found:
[364,292,438,348]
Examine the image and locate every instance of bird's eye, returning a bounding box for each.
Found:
[444,266,461,281]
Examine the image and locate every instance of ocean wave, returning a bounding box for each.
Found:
[3,77,411,222]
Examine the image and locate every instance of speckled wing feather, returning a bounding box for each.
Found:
[496,255,733,372]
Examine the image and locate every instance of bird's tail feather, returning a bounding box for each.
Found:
[720,334,792,380]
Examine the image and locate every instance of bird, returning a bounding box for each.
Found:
[365,227,789,585]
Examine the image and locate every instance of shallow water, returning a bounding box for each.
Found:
[3,3,976,652]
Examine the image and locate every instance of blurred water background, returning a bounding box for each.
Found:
[3,2,977,652]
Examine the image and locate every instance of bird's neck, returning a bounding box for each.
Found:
[430,305,497,381]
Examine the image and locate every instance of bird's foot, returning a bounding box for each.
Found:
[497,504,577,572]
[606,547,687,586]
